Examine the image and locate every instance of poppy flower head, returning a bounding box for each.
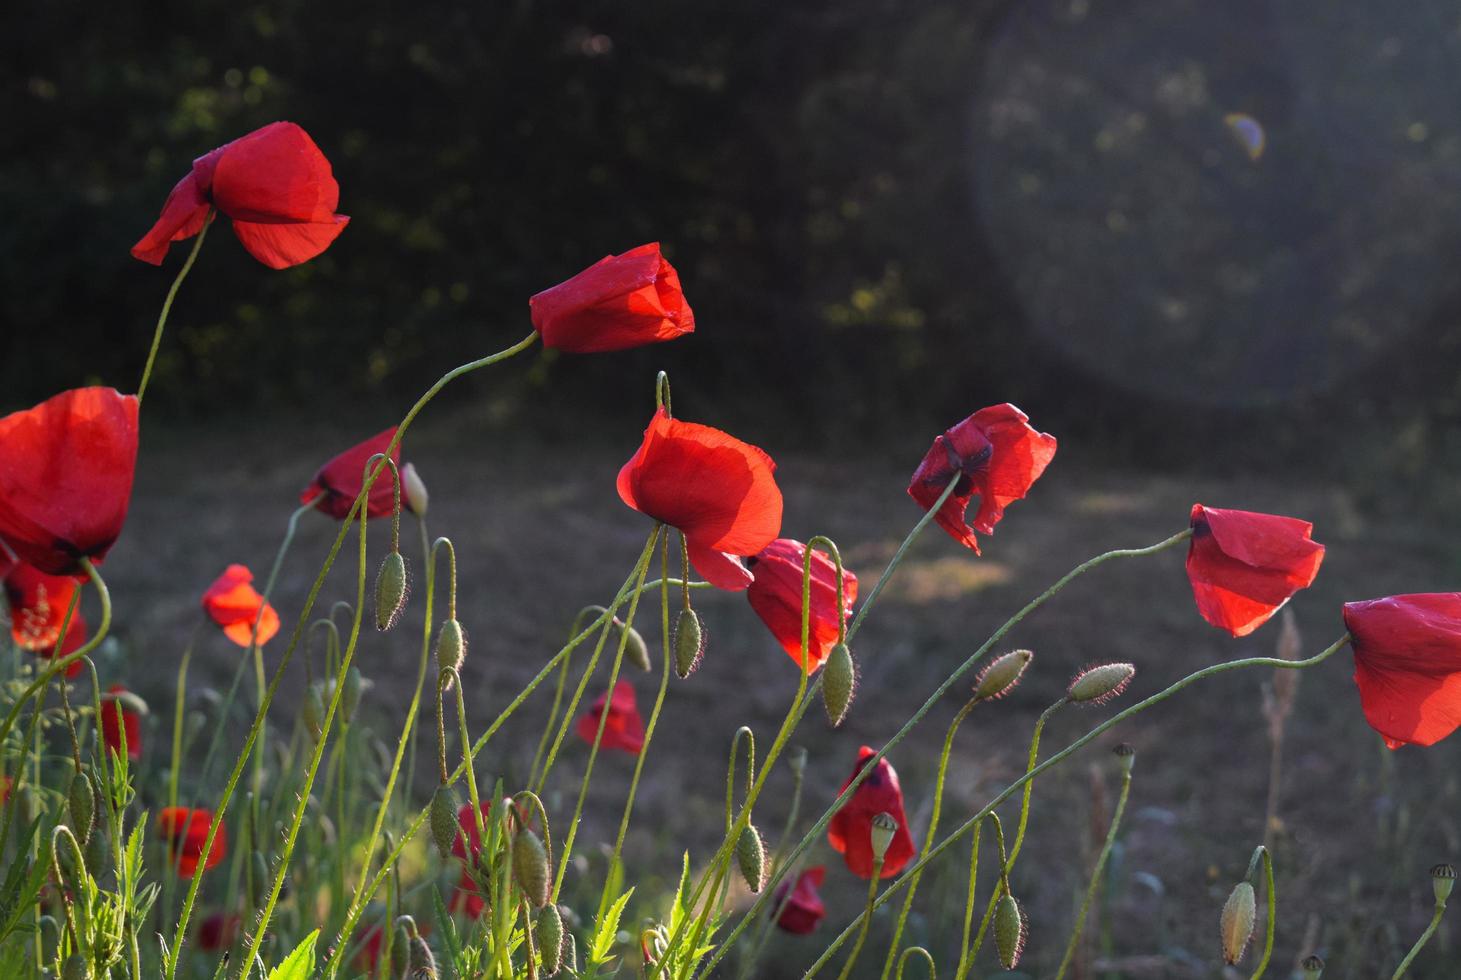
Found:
[745,539,858,671]
[617,408,783,591]
[132,121,349,269]
[201,564,281,647]
[0,387,139,576]
[300,427,403,521]
[1186,505,1325,637]
[774,866,827,935]
[907,404,1056,554]
[101,684,143,761]
[5,563,83,657]
[576,680,646,755]
[827,746,917,879]
[156,806,226,877]
[530,243,695,353]
[1344,594,1461,748]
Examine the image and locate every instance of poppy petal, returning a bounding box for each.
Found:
[530,243,695,353]
[210,121,342,222]
[231,215,349,270]
[130,171,212,265]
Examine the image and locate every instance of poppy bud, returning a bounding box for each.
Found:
[342,667,365,724]
[536,904,565,975]
[374,551,408,632]
[302,683,326,742]
[1113,742,1136,774]
[869,812,899,863]
[1220,881,1257,964]
[61,955,89,980]
[974,649,1033,702]
[1300,954,1325,979]
[994,892,1027,970]
[1068,663,1136,705]
[67,769,94,846]
[406,935,438,979]
[401,463,429,517]
[674,608,704,679]
[436,619,466,685]
[621,622,652,672]
[736,824,767,892]
[430,785,459,859]
[822,642,856,727]
[1433,863,1456,903]
[85,824,109,877]
[564,933,579,974]
[513,828,551,907]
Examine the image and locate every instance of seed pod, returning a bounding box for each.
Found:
[869,812,898,862]
[822,642,856,727]
[536,904,565,975]
[430,785,459,859]
[974,649,1033,701]
[67,769,94,846]
[736,824,766,892]
[84,824,109,878]
[342,667,365,724]
[674,608,705,679]
[621,623,652,672]
[436,619,466,683]
[1068,663,1136,705]
[302,683,326,742]
[994,892,1027,970]
[1220,881,1257,964]
[401,463,429,517]
[1300,954,1325,979]
[61,955,89,980]
[513,828,551,907]
[1433,863,1457,903]
[1113,742,1137,774]
[374,551,408,632]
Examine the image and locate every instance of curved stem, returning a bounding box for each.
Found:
[137,211,211,406]
[951,814,1000,980]
[1054,756,1133,980]
[1390,894,1448,979]
[896,947,936,980]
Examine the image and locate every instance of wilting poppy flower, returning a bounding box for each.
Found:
[201,565,280,647]
[617,409,782,591]
[827,746,917,879]
[1186,505,1325,637]
[774,866,827,934]
[131,121,349,269]
[529,243,695,353]
[156,807,227,876]
[197,912,241,951]
[745,539,858,671]
[0,387,139,576]
[907,404,1056,555]
[450,870,487,919]
[101,685,143,761]
[1344,594,1461,748]
[5,564,87,676]
[300,427,405,520]
[576,680,646,755]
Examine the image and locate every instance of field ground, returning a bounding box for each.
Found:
[93,415,1459,978]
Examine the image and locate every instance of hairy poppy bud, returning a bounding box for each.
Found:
[436,619,466,684]
[621,622,652,672]
[1113,742,1136,774]
[564,933,579,974]
[341,667,365,724]
[994,892,1027,970]
[1433,863,1456,903]
[374,551,408,632]
[406,934,437,979]
[61,955,89,980]
[822,642,856,727]
[67,769,94,846]
[302,683,326,742]
[513,828,551,907]
[1068,663,1136,705]
[974,649,1032,701]
[85,824,109,878]
[1300,954,1325,979]
[1220,881,1257,964]
[430,785,459,859]
[674,608,705,679]
[537,904,565,975]
[869,812,898,863]
[401,463,429,517]
[736,824,767,892]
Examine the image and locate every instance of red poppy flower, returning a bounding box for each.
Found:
[300,427,404,520]
[576,680,646,755]
[616,408,783,591]
[745,540,858,671]
[101,685,143,761]
[827,746,917,879]
[0,388,139,576]
[1186,505,1325,637]
[450,870,487,919]
[201,565,280,647]
[529,243,695,353]
[773,866,827,934]
[1344,594,1461,748]
[906,404,1056,555]
[197,912,241,951]
[131,121,348,269]
[4,564,86,676]
[156,807,227,876]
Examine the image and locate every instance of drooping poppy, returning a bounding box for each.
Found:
[4,564,87,676]
[0,387,139,576]
[1344,594,1461,748]
[300,427,405,520]
[1186,505,1325,637]
[745,539,858,671]
[201,565,280,647]
[131,121,349,270]
[576,680,646,755]
[197,912,241,951]
[529,243,695,353]
[827,746,917,879]
[616,408,783,591]
[100,684,143,761]
[773,866,827,935]
[156,807,227,876]
[906,404,1056,555]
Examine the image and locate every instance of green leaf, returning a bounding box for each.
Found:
[265,929,319,980]
[589,886,634,966]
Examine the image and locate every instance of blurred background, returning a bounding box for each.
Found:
[5,0,1461,976]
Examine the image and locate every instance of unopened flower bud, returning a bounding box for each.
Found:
[564,933,579,974]
[406,932,437,978]
[536,904,565,975]
[674,608,705,679]
[401,463,429,517]
[788,746,808,777]
[994,892,1027,970]
[67,770,94,846]
[974,649,1033,701]
[436,619,466,685]
[430,785,459,859]
[822,642,856,726]
[84,826,109,878]
[621,621,652,672]
[1300,954,1325,979]
[302,683,326,742]
[61,955,89,980]
[1220,881,1257,964]
[870,812,898,862]
[513,828,551,907]
[736,824,766,892]
[1113,742,1136,774]
[1068,663,1136,705]
[342,667,365,724]
[374,551,409,632]
[1432,863,1456,903]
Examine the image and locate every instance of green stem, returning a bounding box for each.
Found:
[1054,755,1134,980]
[137,211,211,405]
[951,815,999,980]
[1390,895,1448,979]
[829,856,885,980]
